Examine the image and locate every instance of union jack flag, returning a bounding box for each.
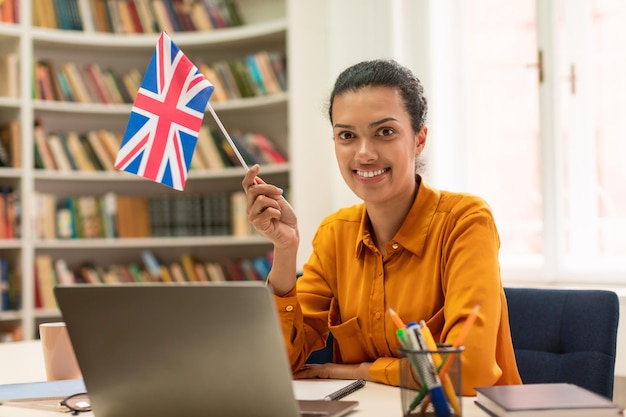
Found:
[115,32,214,190]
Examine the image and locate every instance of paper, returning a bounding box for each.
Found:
[292,379,364,401]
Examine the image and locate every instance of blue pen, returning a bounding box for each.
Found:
[406,322,451,417]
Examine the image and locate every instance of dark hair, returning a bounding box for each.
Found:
[328,59,428,132]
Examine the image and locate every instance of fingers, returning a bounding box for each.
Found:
[243,165,283,213]
[242,164,265,192]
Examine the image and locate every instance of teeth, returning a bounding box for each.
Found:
[356,169,387,178]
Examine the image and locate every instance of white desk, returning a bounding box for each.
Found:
[0,341,486,417]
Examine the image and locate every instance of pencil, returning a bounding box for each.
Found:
[438,304,481,379]
[388,307,407,329]
[452,304,480,348]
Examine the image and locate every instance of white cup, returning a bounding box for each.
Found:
[39,322,82,381]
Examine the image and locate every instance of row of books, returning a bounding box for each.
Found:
[33,50,286,105]
[34,126,121,172]
[0,258,19,312]
[0,0,18,24]
[33,0,243,33]
[34,250,272,310]
[34,60,140,104]
[34,124,287,173]
[198,51,288,101]
[33,190,254,240]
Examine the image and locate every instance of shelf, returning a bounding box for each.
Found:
[34,164,288,182]
[32,92,289,115]
[0,168,22,179]
[34,235,271,249]
[0,98,20,109]
[0,240,21,249]
[0,23,21,38]
[0,311,21,321]
[30,18,287,51]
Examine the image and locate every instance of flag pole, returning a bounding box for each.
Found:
[206,103,249,170]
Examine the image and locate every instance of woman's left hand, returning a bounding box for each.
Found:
[293,362,372,381]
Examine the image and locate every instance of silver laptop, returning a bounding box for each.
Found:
[54,282,358,417]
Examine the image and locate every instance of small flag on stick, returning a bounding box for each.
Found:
[114,32,214,191]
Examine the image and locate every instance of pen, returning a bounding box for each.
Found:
[419,321,461,416]
[407,322,451,417]
[323,379,366,401]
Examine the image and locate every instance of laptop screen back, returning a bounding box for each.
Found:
[55,282,302,417]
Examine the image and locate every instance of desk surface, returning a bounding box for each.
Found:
[0,340,486,417]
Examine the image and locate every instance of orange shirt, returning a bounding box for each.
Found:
[273,179,522,395]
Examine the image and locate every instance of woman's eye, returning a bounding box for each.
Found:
[337,131,355,140]
[377,127,394,136]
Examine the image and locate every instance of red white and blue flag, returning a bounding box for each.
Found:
[114,32,214,190]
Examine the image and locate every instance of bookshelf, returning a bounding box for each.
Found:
[0,0,289,341]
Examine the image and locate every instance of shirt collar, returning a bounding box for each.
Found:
[355,176,441,258]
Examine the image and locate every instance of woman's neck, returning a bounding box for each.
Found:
[367,178,420,254]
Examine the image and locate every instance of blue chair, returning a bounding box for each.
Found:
[504,287,620,399]
[306,333,334,364]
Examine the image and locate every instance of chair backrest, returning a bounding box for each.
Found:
[504,287,620,399]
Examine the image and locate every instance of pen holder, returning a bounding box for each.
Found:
[398,345,463,417]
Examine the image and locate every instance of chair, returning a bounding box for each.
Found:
[306,333,334,364]
[504,287,620,399]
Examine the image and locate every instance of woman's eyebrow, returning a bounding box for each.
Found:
[333,117,399,130]
[368,117,398,128]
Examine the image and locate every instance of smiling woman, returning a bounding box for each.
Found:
[242,59,522,395]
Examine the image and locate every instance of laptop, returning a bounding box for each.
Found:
[54,282,358,417]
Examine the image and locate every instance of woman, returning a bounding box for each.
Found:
[242,59,521,395]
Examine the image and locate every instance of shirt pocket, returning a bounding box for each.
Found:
[328,298,373,363]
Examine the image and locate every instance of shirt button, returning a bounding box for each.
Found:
[392,242,399,250]
[374,311,381,320]
[286,305,294,312]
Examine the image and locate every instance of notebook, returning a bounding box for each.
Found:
[474,383,622,417]
[54,282,358,417]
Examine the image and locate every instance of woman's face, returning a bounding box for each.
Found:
[331,86,426,206]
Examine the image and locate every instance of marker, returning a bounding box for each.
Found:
[407,323,451,417]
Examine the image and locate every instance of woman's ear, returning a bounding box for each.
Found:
[415,126,428,155]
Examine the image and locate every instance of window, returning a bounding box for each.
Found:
[429,0,626,282]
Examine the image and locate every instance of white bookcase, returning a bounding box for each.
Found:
[0,0,289,341]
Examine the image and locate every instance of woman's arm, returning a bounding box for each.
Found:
[243,164,299,295]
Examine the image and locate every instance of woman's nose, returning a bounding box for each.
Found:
[355,138,377,163]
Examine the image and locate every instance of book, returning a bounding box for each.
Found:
[474,383,622,417]
[66,131,96,171]
[34,254,57,309]
[47,133,73,171]
[230,190,250,236]
[115,195,150,238]
[34,126,57,170]
[0,379,86,402]
[0,53,19,98]
[0,120,21,167]
[196,125,225,169]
